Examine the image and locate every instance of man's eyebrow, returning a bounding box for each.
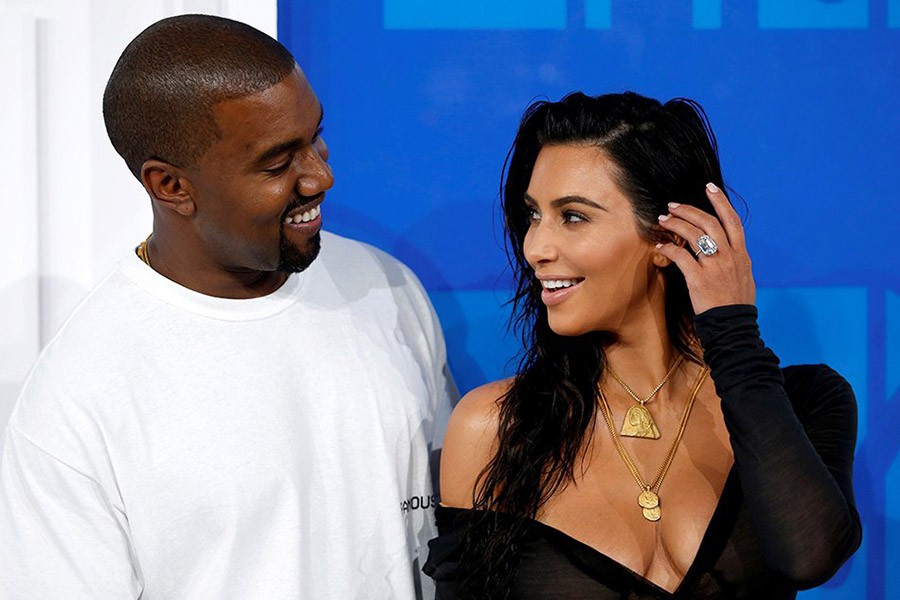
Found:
[253,106,325,165]
[523,192,607,211]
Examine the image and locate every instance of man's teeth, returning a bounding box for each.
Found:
[542,279,580,290]
[283,205,321,224]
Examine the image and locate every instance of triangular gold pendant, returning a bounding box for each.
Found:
[620,405,660,439]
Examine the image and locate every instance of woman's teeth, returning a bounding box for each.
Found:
[542,279,580,290]
[283,205,321,224]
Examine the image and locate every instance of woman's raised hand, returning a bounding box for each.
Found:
[654,183,756,315]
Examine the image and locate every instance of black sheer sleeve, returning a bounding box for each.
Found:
[423,505,466,599]
[694,304,862,588]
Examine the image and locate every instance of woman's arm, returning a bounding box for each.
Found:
[696,304,861,587]
[656,183,861,587]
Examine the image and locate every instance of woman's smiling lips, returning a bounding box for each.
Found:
[537,276,585,306]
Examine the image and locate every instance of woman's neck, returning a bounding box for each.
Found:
[603,300,681,394]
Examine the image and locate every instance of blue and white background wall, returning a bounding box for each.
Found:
[0,0,896,597]
[279,1,898,598]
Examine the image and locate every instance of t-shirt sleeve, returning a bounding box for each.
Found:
[694,304,862,589]
[390,260,460,600]
[0,425,142,599]
[396,261,460,453]
[424,299,459,456]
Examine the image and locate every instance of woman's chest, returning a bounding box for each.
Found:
[537,398,734,591]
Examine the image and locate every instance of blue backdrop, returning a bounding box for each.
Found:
[278,1,899,597]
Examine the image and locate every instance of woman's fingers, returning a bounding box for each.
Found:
[655,242,700,280]
[658,183,748,257]
[705,182,746,249]
[656,237,755,314]
[654,184,756,314]
[657,212,708,255]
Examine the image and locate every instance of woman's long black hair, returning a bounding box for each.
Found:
[456,92,728,598]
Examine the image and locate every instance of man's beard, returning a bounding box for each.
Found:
[277,229,321,273]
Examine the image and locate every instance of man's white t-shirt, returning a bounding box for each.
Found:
[0,232,456,599]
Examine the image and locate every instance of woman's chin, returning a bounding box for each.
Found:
[547,316,592,338]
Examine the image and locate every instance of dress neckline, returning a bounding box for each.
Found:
[439,464,741,597]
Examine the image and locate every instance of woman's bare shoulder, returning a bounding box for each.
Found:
[439,378,513,508]
[452,378,512,426]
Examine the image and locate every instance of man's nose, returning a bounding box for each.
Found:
[296,145,334,197]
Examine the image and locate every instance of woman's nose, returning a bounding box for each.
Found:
[523,224,559,267]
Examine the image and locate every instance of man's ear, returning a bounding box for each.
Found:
[141,159,196,217]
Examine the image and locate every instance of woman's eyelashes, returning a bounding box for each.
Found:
[562,210,587,223]
[525,206,589,225]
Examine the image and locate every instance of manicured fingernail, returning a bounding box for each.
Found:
[706,182,720,193]
[655,243,663,249]
[658,214,670,221]
[668,202,681,209]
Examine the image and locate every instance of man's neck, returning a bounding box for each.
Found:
[144,233,290,299]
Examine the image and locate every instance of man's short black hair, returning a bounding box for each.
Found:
[103,14,297,180]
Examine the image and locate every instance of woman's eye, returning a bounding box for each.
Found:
[563,211,586,223]
[527,208,541,222]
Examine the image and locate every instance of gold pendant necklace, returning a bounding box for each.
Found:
[136,234,153,267]
[599,365,709,522]
[607,355,684,440]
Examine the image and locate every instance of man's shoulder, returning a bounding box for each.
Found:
[48,262,146,338]
[320,231,410,273]
[316,231,444,342]
[318,231,426,296]
[22,260,155,391]
[8,262,146,440]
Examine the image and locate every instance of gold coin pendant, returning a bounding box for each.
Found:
[638,490,659,509]
[642,506,661,522]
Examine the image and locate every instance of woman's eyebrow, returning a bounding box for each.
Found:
[523,192,607,211]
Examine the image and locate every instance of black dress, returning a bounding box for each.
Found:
[423,305,862,599]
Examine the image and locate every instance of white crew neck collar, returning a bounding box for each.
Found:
[119,250,308,321]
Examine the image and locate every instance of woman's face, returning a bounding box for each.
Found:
[522,144,665,337]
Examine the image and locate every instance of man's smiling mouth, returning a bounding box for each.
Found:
[283,204,321,224]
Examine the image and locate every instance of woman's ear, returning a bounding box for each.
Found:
[651,228,686,268]
[653,248,672,268]
[141,159,196,217]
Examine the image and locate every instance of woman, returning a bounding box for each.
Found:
[423,92,861,598]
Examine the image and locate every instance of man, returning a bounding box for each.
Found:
[0,15,455,599]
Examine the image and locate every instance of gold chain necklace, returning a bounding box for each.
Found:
[607,355,684,440]
[598,365,709,522]
[135,234,152,267]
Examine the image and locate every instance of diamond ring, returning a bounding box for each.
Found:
[695,234,718,257]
